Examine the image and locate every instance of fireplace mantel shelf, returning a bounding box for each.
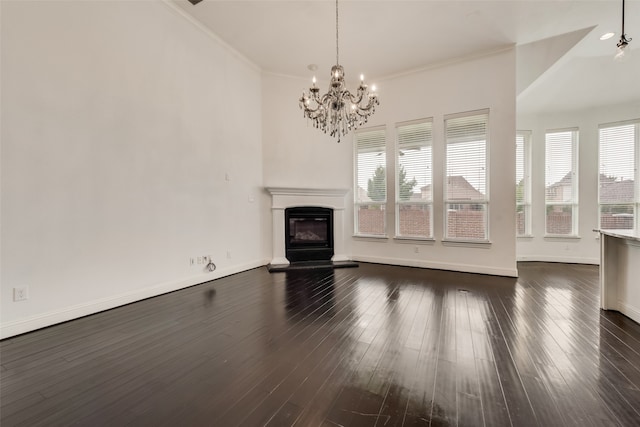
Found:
[266,187,349,197]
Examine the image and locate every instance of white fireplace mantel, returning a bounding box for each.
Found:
[266,187,350,265]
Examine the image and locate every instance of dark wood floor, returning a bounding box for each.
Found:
[2,262,640,426]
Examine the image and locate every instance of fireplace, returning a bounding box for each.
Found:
[285,207,334,262]
[265,187,350,266]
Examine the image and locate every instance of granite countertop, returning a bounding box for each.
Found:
[595,229,640,243]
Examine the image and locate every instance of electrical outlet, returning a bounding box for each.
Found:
[13,287,28,302]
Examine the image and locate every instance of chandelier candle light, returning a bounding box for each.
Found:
[299,0,379,143]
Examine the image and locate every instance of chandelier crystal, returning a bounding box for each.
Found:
[299,0,379,143]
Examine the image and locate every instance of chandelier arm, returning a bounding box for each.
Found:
[357,98,379,112]
[302,105,323,115]
[346,91,364,105]
[312,92,323,103]
[319,92,332,106]
[300,95,321,113]
[355,108,376,118]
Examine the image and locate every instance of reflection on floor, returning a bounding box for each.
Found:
[2,262,640,426]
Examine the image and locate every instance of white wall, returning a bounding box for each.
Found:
[263,49,517,277]
[262,73,355,189]
[1,0,268,338]
[517,100,640,264]
[261,72,358,259]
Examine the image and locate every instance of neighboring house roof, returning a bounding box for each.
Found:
[420,176,484,201]
[548,171,573,189]
[547,173,634,203]
[446,176,484,200]
[425,176,484,200]
[600,179,635,203]
[599,174,616,185]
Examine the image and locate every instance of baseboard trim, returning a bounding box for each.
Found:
[0,259,269,340]
[516,255,599,265]
[617,301,640,324]
[351,255,518,277]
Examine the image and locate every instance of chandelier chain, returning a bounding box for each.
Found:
[336,0,339,65]
[616,0,632,58]
[622,0,625,35]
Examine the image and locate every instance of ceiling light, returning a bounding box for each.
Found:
[600,32,615,40]
[298,0,379,143]
[615,0,632,60]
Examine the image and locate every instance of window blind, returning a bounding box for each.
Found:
[516,134,525,203]
[445,111,489,241]
[396,119,433,238]
[355,127,387,235]
[516,131,531,236]
[545,129,578,235]
[599,122,638,230]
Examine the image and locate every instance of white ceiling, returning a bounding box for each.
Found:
[173,0,640,115]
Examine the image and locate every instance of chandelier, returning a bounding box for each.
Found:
[615,0,632,60]
[299,0,379,143]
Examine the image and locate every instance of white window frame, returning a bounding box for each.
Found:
[598,119,640,231]
[395,118,433,240]
[444,109,490,243]
[354,126,388,237]
[544,127,579,237]
[516,131,532,237]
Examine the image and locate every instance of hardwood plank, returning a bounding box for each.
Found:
[288,286,390,426]
[2,262,640,427]
[321,280,420,426]
[262,277,385,426]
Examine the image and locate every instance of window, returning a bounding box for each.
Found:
[396,119,433,238]
[516,131,532,236]
[354,127,387,236]
[545,128,578,236]
[599,120,639,230]
[445,110,489,241]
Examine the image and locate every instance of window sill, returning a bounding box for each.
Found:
[517,235,534,239]
[442,239,492,249]
[544,235,581,240]
[393,237,436,244]
[353,234,389,241]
